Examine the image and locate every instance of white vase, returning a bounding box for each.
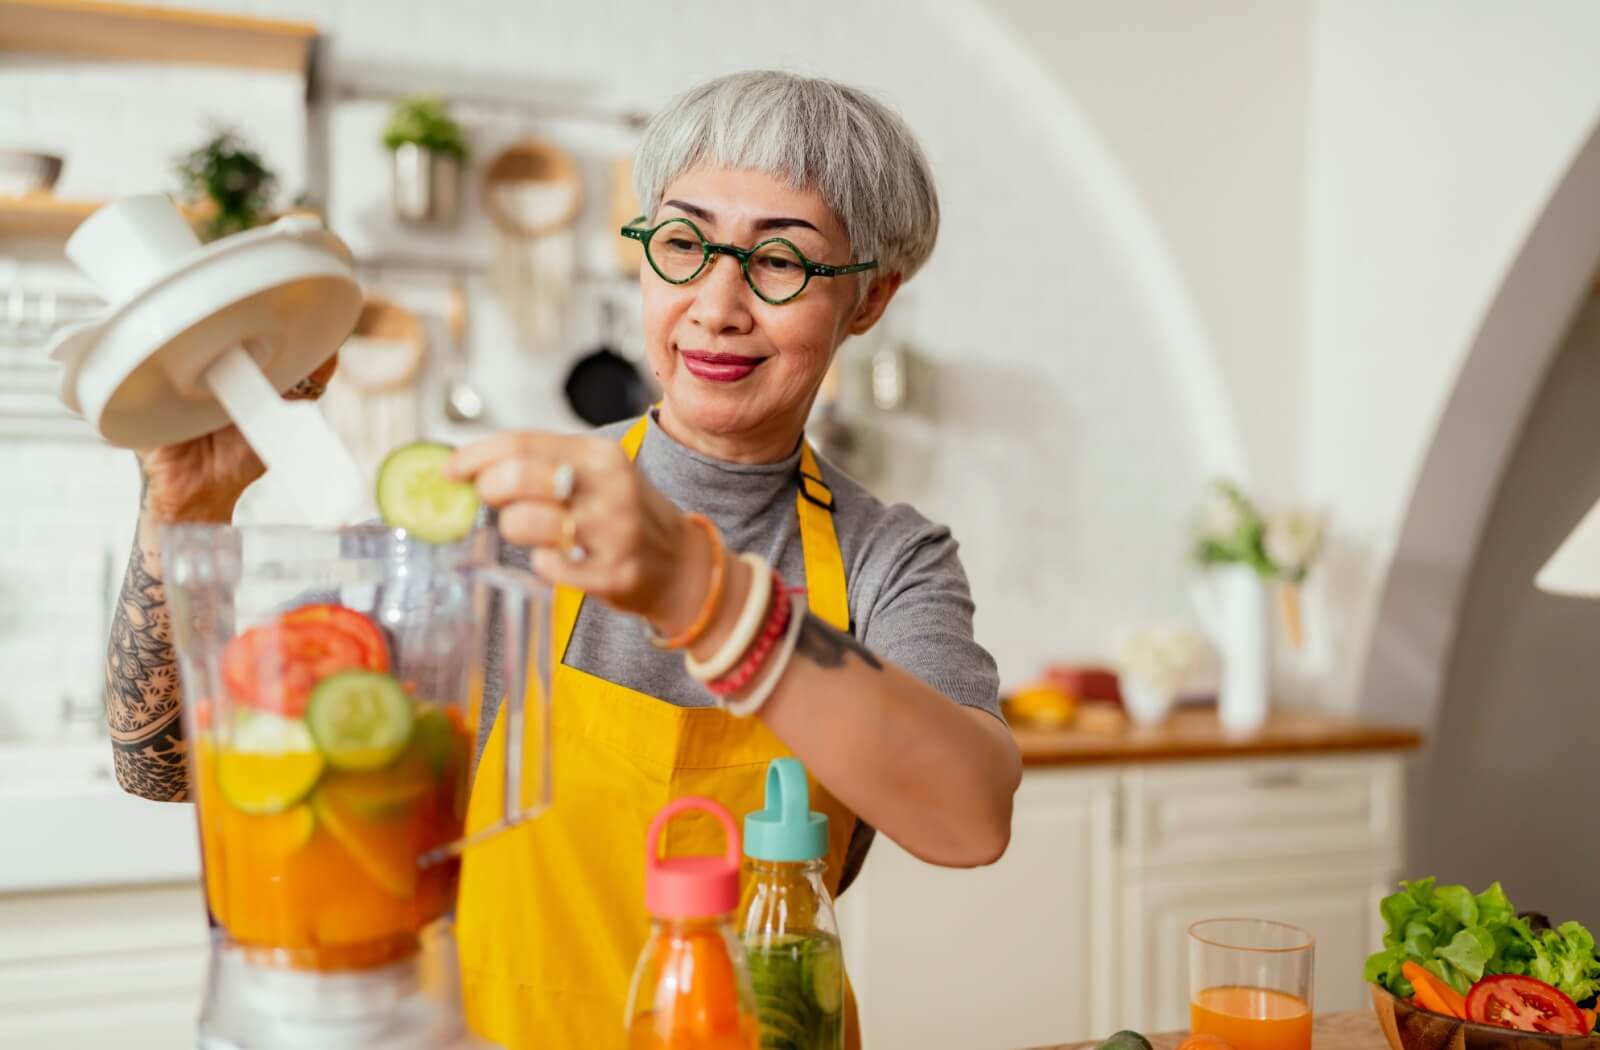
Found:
[1190,564,1272,734]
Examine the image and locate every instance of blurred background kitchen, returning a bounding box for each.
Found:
[2,1,1599,1047]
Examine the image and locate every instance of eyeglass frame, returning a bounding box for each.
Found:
[620,215,879,305]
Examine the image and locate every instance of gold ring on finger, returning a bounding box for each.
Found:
[560,512,587,563]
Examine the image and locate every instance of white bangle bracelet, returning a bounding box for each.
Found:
[725,593,808,718]
[685,553,772,683]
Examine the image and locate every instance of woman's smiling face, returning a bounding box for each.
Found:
[640,166,896,460]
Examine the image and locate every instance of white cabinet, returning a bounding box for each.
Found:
[839,771,1117,1050]
[0,881,210,1048]
[839,753,1406,1050]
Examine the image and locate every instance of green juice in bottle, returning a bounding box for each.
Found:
[737,758,845,1050]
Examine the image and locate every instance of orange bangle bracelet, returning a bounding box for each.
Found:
[648,513,727,651]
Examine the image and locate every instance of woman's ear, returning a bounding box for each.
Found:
[847,273,904,336]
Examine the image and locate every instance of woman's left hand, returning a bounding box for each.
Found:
[446,432,713,632]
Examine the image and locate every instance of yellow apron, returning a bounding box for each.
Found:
[458,415,863,1049]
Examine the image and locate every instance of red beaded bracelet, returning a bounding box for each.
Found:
[707,572,792,697]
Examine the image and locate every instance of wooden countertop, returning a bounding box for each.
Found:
[1012,706,1422,767]
[1050,1009,1384,1048]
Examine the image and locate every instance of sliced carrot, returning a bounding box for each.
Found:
[1582,1007,1596,1033]
[1403,960,1466,1019]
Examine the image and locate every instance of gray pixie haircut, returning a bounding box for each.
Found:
[633,71,940,279]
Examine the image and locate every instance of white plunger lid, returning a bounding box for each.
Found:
[47,196,374,526]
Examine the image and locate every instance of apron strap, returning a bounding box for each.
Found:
[797,443,850,633]
[555,415,851,659]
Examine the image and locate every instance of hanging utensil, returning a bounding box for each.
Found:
[482,138,583,355]
[564,298,652,427]
[322,294,428,483]
[442,279,485,424]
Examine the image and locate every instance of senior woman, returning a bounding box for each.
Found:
[103,71,1017,1048]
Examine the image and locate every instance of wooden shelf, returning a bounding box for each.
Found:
[0,195,103,240]
[0,0,317,75]
[0,195,211,240]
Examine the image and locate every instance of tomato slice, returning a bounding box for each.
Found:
[281,604,390,672]
[1465,974,1587,1035]
[221,621,368,717]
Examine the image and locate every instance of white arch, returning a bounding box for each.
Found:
[1356,117,1600,728]
[943,0,1252,484]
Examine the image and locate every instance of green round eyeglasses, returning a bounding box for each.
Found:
[620,215,878,305]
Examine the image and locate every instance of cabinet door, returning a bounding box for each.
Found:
[837,770,1117,1050]
[0,881,209,1048]
[1118,863,1396,1033]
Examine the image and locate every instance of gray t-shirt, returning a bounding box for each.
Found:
[498,413,1001,891]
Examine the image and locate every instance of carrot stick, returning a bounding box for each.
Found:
[1403,961,1466,1019]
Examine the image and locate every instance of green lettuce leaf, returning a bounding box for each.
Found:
[1364,878,1545,999]
[1528,922,1600,1003]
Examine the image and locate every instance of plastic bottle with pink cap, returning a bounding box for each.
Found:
[624,796,760,1050]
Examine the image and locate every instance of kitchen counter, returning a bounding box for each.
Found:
[1051,1009,1385,1048]
[1012,706,1422,767]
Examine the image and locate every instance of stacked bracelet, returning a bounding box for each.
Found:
[685,554,773,682]
[706,573,791,697]
[646,514,727,650]
[723,592,808,718]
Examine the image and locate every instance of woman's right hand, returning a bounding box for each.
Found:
[135,356,339,523]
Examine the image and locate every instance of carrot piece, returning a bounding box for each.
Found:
[1403,961,1467,1019]
[1582,1007,1596,1033]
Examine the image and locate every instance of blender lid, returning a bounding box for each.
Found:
[46,196,363,450]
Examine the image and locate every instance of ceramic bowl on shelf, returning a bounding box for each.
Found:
[0,151,64,195]
[1370,983,1600,1050]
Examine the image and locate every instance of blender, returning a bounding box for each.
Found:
[49,197,550,1048]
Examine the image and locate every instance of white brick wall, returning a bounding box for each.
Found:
[0,0,1228,742]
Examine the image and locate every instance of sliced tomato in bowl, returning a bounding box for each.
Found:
[221,620,369,717]
[281,604,390,672]
[1465,974,1588,1035]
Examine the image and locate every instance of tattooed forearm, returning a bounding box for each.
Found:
[104,521,190,801]
[795,613,883,672]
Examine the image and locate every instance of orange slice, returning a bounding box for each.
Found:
[312,790,419,898]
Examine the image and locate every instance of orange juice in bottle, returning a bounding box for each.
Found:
[625,798,760,1050]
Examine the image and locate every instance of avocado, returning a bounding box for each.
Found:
[1097,1032,1154,1050]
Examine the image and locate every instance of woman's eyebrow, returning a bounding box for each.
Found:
[661,199,822,236]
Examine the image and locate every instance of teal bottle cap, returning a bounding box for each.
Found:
[744,757,828,862]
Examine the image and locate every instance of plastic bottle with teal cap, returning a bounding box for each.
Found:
[737,758,844,1050]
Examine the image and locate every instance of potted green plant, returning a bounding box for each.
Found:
[383,96,468,225]
[174,129,278,242]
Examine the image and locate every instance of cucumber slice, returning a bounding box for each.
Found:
[306,671,415,771]
[376,442,479,544]
[218,712,324,814]
[408,705,459,776]
[807,938,844,1015]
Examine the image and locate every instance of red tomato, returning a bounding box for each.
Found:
[281,604,390,672]
[221,621,367,717]
[1465,974,1587,1035]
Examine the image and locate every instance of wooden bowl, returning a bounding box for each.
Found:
[1371,983,1600,1050]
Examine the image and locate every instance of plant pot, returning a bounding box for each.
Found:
[391,144,461,226]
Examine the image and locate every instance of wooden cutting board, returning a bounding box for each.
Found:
[1050,1009,1386,1049]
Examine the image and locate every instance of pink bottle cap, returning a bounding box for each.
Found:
[644,797,741,919]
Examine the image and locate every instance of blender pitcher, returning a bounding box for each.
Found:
[162,522,551,1049]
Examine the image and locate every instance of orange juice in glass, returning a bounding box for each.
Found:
[1188,918,1314,1050]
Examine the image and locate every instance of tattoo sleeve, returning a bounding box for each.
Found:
[103,515,190,802]
[794,613,884,672]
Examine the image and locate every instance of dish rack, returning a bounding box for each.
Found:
[0,278,104,441]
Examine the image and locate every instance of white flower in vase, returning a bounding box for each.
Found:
[1114,626,1201,727]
